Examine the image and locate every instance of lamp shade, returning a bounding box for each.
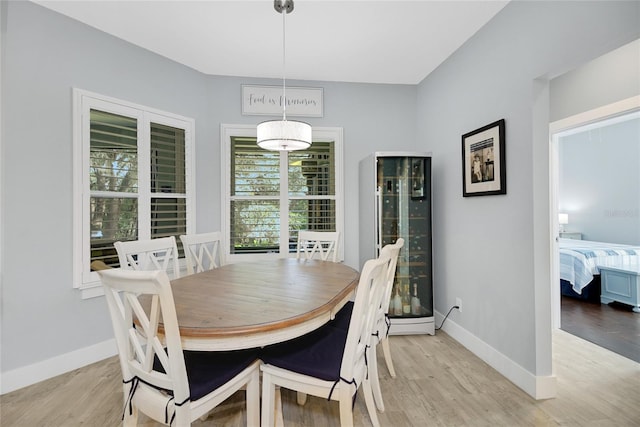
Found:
[257,119,312,151]
[558,213,569,225]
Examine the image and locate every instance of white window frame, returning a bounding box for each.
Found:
[221,124,344,264]
[73,89,195,298]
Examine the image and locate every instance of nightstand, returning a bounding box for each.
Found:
[559,232,582,240]
[599,263,640,313]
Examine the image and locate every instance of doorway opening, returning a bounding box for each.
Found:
[550,98,640,362]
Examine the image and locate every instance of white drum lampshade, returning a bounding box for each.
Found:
[257,119,312,151]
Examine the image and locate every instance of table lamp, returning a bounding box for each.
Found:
[558,213,569,232]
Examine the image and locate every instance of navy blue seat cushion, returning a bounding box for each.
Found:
[330,301,353,331]
[154,348,259,401]
[260,324,348,382]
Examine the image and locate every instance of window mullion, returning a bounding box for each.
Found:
[289,195,337,200]
[280,151,290,254]
[138,115,152,240]
[80,102,92,285]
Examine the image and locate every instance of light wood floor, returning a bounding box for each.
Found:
[2,330,639,426]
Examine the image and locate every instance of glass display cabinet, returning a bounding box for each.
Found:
[359,152,434,335]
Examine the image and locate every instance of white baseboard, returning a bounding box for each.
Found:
[436,311,557,400]
[1,339,117,395]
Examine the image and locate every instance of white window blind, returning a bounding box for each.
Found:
[230,138,281,253]
[89,109,139,266]
[149,122,187,242]
[288,141,337,235]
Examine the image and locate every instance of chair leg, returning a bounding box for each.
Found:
[275,387,284,427]
[246,369,261,427]
[173,406,190,426]
[261,373,275,427]
[296,391,308,405]
[381,336,396,378]
[369,343,385,412]
[338,392,355,427]
[362,378,381,427]
[122,385,138,427]
[123,408,137,427]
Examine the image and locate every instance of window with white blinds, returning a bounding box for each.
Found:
[223,125,343,261]
[74,90,194,296]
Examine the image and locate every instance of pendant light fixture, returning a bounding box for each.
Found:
[257,0,312,151]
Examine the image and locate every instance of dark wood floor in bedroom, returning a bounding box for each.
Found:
[561,295,640,363]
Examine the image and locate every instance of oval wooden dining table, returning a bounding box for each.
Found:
[145,258,359,351]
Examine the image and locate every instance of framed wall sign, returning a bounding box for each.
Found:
[462,119,506,197]
[241,85,323,117]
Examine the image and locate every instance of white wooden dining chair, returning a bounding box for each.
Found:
[114,236,181,280]
[180,232,224,275]
[98,268,260,426]
[293,231,342,405]
[329,238,404,413]
[370,238,404,411]
[259,253,390,427]
[296,230,340,262]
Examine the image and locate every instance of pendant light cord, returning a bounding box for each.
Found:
[282,6,287,121]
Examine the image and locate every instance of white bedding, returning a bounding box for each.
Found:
[559,238,640,293]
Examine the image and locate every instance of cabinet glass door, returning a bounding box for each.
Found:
[377,156,432,318]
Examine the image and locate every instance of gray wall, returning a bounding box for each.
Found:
[553,38,640,246]
[416,0,639,376]
[1,1,416,375]
[550,39,640,122]
[559,116,640,244]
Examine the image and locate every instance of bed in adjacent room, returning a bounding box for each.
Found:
[559,238,640,302]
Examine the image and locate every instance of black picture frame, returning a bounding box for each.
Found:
[462,119,506,197]
[411,157,425,199]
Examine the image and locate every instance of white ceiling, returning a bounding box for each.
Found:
[33,0,509,85]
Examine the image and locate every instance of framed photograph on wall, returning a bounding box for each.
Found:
[462,119,506,197]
